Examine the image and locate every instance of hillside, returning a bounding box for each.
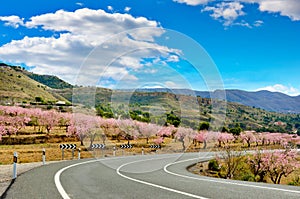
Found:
[0,66,68,104]
[135,88,300,113]
[3,64,73,89]
[56,87,300,133]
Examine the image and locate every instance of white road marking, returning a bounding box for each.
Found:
[116,156,209,199]
[54,155,135,199]
[54,159,99,199]
[54,154,181,199]
[164,157,300,195]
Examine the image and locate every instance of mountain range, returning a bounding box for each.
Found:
[134,88,300,113]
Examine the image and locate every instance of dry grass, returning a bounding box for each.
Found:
[189,155,300,186]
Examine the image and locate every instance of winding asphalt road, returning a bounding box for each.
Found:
[3,152,300,198]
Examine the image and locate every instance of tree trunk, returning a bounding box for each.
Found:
[203,140,207,149]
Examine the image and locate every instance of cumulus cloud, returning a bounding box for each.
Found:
[0,8,181,86]
[245,0,300,21]
[0,15,24,28]
[256,84,300,96]
[202,2,245,26]
[174,0,300,26]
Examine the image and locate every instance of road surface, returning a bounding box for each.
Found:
[3,152,300,198]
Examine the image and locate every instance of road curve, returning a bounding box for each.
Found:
[3,152,300,199]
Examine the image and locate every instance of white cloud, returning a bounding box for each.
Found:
[244,0,300,21]
[76,2,84,7]
[167,55,180,62]
[165,81,178,88]
[143,69,158,74]
[117,56,142,70]
[107,6,114,11]
[124,7,131,12]
[173,0,210,6]
[202,2,245,26]
[174,0,300,26]
[253,20,263,27]
[0,8,180,86]
[0,15,24,28]
[256,84,300,96]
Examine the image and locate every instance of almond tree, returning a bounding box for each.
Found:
[217,132,235,147]
[58,112,72,131]
[248,150,267,182]
[240,131,256,148]
[157,125,175,138]
[26,108,43,131]
[40,110,59,134]
[67,113,101,146]
[153,136,164,145]
[175,127,194,151]
[136,121,159,144]
[193,131,208,149]
[262,150,300,184]
[118,119,139,145]
[0,125,6,140]
[0,115,30,136]
[0,105,26,116]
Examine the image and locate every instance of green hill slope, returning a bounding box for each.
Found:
[0,66,68,104]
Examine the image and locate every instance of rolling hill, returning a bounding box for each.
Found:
[0,65,69,104]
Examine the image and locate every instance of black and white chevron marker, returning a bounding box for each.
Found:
[60,144,76,149]
[120,144,133,149]
[150,145,161,149]
[91,143,105,149]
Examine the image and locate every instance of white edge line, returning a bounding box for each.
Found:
[54,154,185,199]
[54,155,138,199]
[163,157,300,195]
[54,159,99,199]
[116,156,209,199]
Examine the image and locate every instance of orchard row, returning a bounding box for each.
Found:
[1,106,300,150]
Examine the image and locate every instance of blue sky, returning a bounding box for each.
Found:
[0,0,300,95]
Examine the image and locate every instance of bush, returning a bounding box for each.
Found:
[288,176,300,186]
[240,173,255,182]
[208,159,220,171]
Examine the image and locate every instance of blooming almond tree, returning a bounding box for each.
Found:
[240,131,256,148]
[118,119,139,145]
[262,150,300,184]
[157,125,175,138]
[0,125,7,140]
[248,150,268,182]
[67,113,101,146]
[175,127,194,151]
[217,133,235,147]
[137,121,159,144]
[40,110,59,134]
[153,136,164,145]
[0,115,30,136]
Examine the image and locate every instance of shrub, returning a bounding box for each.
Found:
[208,159,220,171]
[288,176,300,186]
[240,173,255,182]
